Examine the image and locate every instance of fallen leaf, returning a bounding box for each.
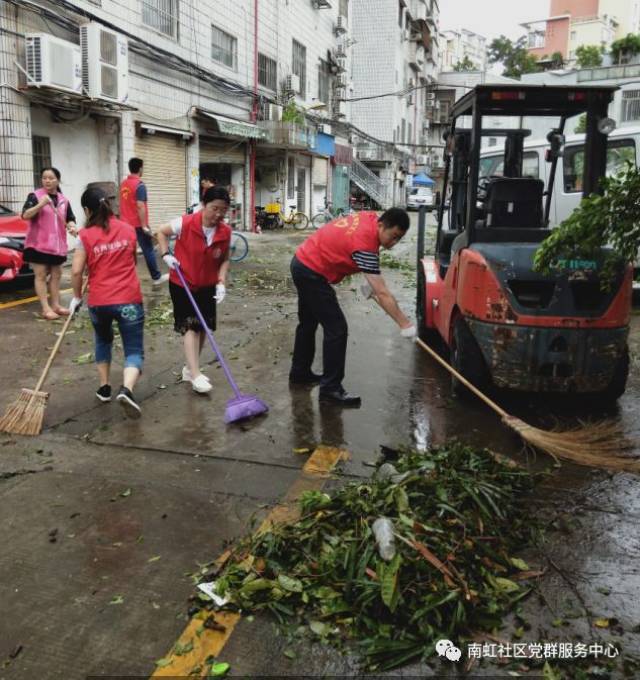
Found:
[594,618,610,628]
[148,555,162,563]
[109,595,124,605]
[209,662,230,676]
[155,658,172,668]
[119,488,131,498]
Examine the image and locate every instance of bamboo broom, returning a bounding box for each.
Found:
[0,284,86,436]
[415,337,640,474]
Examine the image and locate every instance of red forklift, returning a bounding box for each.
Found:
[416,84,632,399]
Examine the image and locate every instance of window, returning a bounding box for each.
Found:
[401,118,406,144]
[141,0,178,38]
[408,122,412,144]
[318,60,331,106]
[292,40,306,98]
[622,90,640,122]
[258,53,277,91]
[211,25,237,69]
[339,0,349,19]
[398,0,403,27]
[479,151,540,179]
[32,136,51,188]
[563,139,636,193]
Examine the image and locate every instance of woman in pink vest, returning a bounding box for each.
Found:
[21,167,77,320]
[69,187,144,419]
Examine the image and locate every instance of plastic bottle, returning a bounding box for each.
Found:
[372,517,396,562]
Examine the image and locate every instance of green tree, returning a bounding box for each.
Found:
[488,35,541,79]
[534,165,640,286]
[549,51,564,69]
[611,33,640,64]
[574,113,587,134]
[453,55,475,71]
[282,101,304,124]
[575,44,603,68]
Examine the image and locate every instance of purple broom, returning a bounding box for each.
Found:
[175,264,268,424]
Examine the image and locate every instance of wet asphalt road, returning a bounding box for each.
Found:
[1,214,639,678]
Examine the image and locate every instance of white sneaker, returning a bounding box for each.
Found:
[181,366,211,383]
[191,374,212,394]
[152,273,169,286]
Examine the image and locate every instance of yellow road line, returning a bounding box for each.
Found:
[0,288,73,310]
[151,445,349,678]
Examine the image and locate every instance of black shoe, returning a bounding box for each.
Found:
[96,384,112,402]
[319,388,361,407]
[116,386,141,419]
[289,371,322,386]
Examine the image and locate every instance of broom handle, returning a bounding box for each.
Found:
[174,265,243,398]
[415,337,509,419]
[33,279,88,394]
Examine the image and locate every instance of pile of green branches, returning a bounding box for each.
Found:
[210,443,540,671]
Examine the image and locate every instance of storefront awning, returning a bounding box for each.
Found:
[196,109,268,140]
[138,122,193,139]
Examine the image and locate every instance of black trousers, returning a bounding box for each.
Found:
[290,256,348,392]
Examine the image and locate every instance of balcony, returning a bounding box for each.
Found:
[356,143,393,163]
[258,121,317,149]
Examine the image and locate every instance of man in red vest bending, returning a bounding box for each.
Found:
[119,157,168,286]
[290,208,416,407]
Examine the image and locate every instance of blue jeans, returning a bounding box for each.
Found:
[89,303,145,371]
[136,228,161,280]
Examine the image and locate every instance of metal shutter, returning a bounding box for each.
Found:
[312,157,328,186]
[134,133,187,227]
[200,139,245,164]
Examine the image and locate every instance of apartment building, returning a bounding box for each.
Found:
[349,0,440,207]
[440,28,488,72]
[0,0,353,231]
[522,0,640,65]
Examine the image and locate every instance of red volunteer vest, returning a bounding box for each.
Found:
[169,212,232,290]
[296,211,381,284]
[119,175,148,228]
[80,217,142,307]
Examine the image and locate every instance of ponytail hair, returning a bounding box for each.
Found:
[81,186,113,231]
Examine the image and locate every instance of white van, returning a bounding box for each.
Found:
[479,124,639,228]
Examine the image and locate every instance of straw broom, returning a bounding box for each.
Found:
[415,337,640,474]
[0,284,86,437]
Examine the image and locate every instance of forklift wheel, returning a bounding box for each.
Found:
[600,347,629,402]
[451,316,490,398]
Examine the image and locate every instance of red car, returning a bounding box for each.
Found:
[0,203,32,285]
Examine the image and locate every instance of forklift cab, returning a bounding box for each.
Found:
[436,84,617,276]
[417,84,632,398]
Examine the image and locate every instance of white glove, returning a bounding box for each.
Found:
[162,254,180,270]
[400,324,417,340]
[215,283,226,304]
[360,282,374,299]
[69,297,83,315]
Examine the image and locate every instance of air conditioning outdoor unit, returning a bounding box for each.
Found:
[334,15,348,35]
[416,154,428,165]
[284,73,301,93]
[80,22,129,103]
[25,33,82,94]
[268,103,283,121]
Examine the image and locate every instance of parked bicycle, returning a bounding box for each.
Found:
[310,201,347,229]
[261,201,309,230]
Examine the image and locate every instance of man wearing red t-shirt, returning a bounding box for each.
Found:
[290,208,416,406]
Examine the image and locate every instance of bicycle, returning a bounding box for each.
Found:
[263,201,309,230]
[310,201,347,229]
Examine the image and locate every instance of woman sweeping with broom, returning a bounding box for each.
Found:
[156,186,232,395]
[69,187,145,419]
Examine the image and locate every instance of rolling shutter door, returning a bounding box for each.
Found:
[312,157,328,186]
[134,133,187,227]
[200,139,245,164]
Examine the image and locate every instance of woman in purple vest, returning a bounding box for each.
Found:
[21,167,77,320]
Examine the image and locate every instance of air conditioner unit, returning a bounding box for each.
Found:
[319,123,332,134]
[337,74,348,87]
[416,154,428,165]
[423,120,430,131]
[25,33,82,94]
[80,23,128,103]
[284,73,300,93]
[426,91,436,102]
[268,103,283,121]
[334,15,348,35]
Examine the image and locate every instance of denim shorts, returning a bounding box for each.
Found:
[88,303,145,371]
